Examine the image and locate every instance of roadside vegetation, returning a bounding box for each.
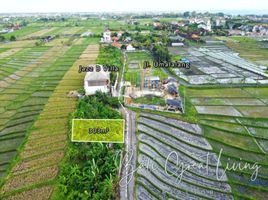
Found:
[96,45,123,85]
[132,95,166,106]
[53,92,123,200]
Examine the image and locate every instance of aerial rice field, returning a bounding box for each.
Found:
[133,86,268,199]
[0,16,268,200]
[136,113,234,200]
[0,21,100,199]
[186,86,268,199]
[0,43,99,199]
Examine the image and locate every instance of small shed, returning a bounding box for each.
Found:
[167,84,178,95]
[144,76,160,89]
[171,42,184,47]
[126,44,136,51]
[166,99,182,112]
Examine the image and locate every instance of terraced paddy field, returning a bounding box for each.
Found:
[0,37,99,199]
[186,87,268,199]
[134,86,268,199]
[133,86,268,199]
[136,113,234,200]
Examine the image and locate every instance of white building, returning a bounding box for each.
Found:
[101,29,111,43]
[215,18,226,27]
[197,20,211,31]
[117,31,123,38]
[171,42,184,47]
[124,37,132,42]
[84,65,110,95]
[126,44,136,51]
[190,18,212,32]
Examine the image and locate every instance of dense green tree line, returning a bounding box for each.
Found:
[151,44,171,62]
[0,35,16,42]
[96,46,123,85]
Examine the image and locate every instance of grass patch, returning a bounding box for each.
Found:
[132,95,165,106]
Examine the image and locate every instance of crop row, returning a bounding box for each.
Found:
[0,42,95,186]
[136,114,234,199]
[189,87,268,199]
[0,43,99,199]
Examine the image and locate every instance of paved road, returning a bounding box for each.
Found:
[119,107,137,200]
[118,50,137,200]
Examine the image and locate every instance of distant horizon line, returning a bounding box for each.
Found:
[0,9,267,15]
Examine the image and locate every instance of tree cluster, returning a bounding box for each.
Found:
[57,92,122,200]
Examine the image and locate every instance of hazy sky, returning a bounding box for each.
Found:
[0,0,268,13]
